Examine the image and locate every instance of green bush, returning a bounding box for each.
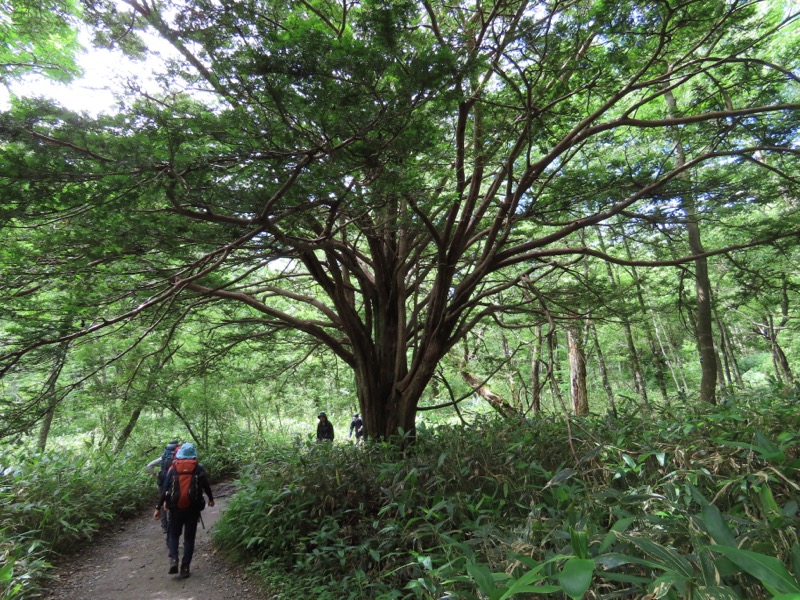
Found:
[214,393,800,599]
[0,445,152,599]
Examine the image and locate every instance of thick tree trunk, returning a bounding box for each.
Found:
[37,405,56,453]
[356,358,419,442]
[691,231,718,404]
[568,325,588,416]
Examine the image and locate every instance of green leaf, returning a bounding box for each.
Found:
[760,485,781,520]
[499,555,562,599]
[791,543,800,583]
[622,453,637,469]
[599,517,635,553]
[711,546,800,594]
[596,552,663,571]
[699,504,738,547]
[692,586,742,600]
[755,431,780,451]
[698,547,721,587]
[601,571,657,585]
[465,562,501,597]
[622,535,694,578]
[651,573,689,598]
[715,439,785,463]
[570,527,589,560]
[558,558,595,600]
[500,584,561,598]
[545,468,577,488]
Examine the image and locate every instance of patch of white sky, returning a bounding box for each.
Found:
[0,4,188,117]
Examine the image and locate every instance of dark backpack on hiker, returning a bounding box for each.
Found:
[166,458,205,512]
[156,442,180,487]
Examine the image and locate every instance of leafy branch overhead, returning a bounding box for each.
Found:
[1,0,799,437]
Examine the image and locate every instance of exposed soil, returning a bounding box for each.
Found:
[37,483,271,600]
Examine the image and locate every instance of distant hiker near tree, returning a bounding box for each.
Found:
[153,442,214,579]
[146,439,180,534]
[316,412,334,441]
[348,413,364,443]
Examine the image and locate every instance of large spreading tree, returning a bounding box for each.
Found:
[1,0,799,439]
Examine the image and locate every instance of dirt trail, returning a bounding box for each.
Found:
[39,483,270,600]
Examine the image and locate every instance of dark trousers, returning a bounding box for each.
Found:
[167,510,199,567]
[159,507,169,532]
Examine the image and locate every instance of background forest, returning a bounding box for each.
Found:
[2,0,800,598]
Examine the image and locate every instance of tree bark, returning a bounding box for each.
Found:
[460,371,519,419]
[115,403,144,453]
[758,312,794,385]
[37,340,71,452]
[590,322,616,417]
[530,325,543,414]
[568,324,589,416]
[499,328,521,410]
[715,312,744,389]
[663,83,717,404]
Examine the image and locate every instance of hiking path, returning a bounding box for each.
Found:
[38,483,270,600]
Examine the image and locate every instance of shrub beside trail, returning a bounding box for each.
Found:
[214,393,800,599]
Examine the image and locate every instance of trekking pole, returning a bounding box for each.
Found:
[199,512,205,530]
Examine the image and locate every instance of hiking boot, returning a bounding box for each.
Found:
[168,559,179,574]
[180,565,190,578]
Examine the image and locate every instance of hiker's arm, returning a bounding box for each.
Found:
[154,471,170,518]
[199,469,215,507]
[146,457,160,475]
[203,479,215,507]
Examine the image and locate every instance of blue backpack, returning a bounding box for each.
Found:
[156,442,180,487]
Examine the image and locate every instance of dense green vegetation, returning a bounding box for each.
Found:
[4,391,800,598]
[2,0,799,441]
[2,0,800,598]
[212,391,800,599]
[0,446,150,598]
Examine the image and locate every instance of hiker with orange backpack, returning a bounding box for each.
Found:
[153,442,215,578]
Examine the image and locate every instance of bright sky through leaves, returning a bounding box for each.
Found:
[1,27,173,116]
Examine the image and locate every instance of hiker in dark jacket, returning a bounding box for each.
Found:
[153,442,214,578]
[316,412,334,441]
[348,413,364,442]
[146,439,180,533]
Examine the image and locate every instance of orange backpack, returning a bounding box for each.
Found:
[167,458,204,511]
